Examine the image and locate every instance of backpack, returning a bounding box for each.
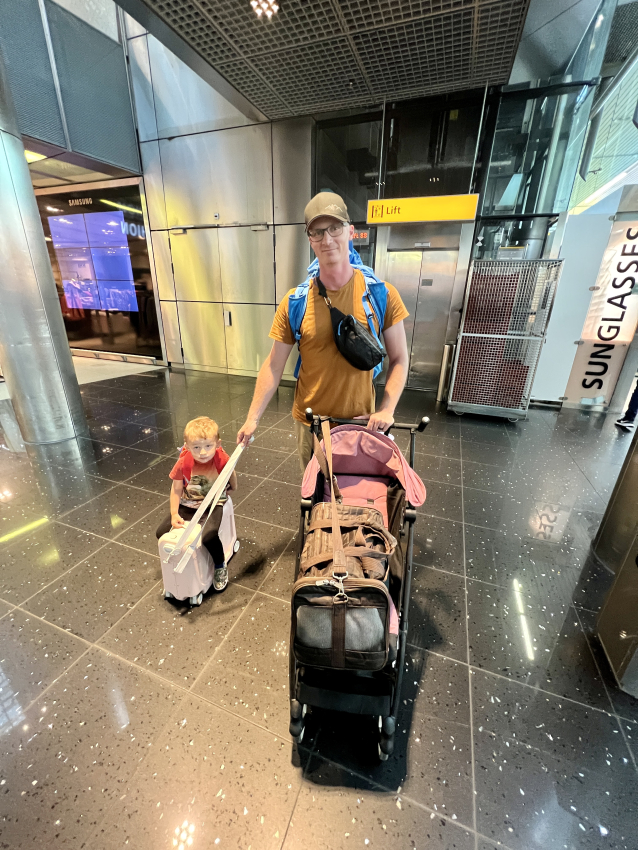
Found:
[288,247,388,379]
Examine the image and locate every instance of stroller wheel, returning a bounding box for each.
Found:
[189,592,204,606]
[289,716,305,742]
[164,590,174,600]
[378,743,389,762]
[233,539,240,553]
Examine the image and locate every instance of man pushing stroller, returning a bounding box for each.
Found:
[237,191,410,467]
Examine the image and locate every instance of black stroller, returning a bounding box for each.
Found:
[289,410,428,760]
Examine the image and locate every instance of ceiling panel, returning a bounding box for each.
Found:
[136,0,530,118]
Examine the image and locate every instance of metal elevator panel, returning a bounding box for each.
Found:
[383,251,422,359]
[171,228,222,302]
[224,303,276,373]
[159,123,273,226]
[409,250,459,389]
[178,301,227,368]
[218,226,275,304]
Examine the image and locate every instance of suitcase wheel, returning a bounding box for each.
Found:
[189,592,204,606]
[164,590,174,600]
[233,539,240,553]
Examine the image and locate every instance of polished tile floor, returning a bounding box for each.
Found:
[0,368,636,850]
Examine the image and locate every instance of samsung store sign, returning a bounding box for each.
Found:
[565,220,638,405]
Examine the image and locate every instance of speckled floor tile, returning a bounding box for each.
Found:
[121,454,178,495]
[409,564,467,662]
[285,756,475,850]
[191,594,290,735]
[412,516,464,576]
[411,452,462,486]
[0,647,183,850]
[467,579,609,708]
[235,479,300,530]
[23,542,161,642]
[89,694,303,850]
[227,517,295,590]
[0,523,105,604]
[236,444,298,477]
[472,668,638,850]
[98,581,253,685]
[258,535,298,601]
[268,452,304,486]
[0,608,86,707]
[418,479,463,522]
[60,484,165,540]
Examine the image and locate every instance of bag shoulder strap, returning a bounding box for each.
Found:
[322,419,346,570]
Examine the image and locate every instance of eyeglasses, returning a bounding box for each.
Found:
[307,221,347,242]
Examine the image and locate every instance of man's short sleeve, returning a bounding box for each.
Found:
[382,283,410,331]
[269,291,295,345]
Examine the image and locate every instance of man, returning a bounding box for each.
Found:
[615,379,638,430]
[237,191,410,470]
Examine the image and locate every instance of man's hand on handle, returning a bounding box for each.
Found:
[237,416,259,447]
[354,409,395,432]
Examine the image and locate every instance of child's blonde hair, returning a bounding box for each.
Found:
[183,416,219,444]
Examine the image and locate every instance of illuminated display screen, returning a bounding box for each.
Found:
[48,210,138,312]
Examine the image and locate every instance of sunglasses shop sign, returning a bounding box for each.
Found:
[566,220,638,405]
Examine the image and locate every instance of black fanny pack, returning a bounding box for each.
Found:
[315,277,386,372]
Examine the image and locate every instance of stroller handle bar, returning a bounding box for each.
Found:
[305,408,429,434]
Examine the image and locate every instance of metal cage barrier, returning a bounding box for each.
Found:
[448,259,563,419]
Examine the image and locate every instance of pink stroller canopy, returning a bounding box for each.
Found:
[301,424,426,507]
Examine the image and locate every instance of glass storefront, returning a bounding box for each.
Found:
[36,182,162,358]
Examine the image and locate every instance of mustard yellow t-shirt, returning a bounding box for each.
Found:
[270,269,409,423]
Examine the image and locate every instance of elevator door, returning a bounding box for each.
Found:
[409,250,459,388]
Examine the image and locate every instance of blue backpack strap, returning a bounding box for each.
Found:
[288,275,313,379]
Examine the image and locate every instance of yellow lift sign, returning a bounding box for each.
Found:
[367,194,478,224]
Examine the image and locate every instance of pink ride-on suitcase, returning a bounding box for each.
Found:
[158,443,247,606]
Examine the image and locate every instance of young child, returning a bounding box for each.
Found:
[155,416,237,592]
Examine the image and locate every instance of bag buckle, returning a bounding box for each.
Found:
[331,570,349,600]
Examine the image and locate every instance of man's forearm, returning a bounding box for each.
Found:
[378,358,408,414]
[246,358,282,423]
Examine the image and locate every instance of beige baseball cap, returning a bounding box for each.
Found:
[304,191,350,230]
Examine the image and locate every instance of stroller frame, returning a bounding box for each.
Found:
[289,409,428,760]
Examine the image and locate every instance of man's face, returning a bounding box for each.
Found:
[187,436,219,463]
[307,216,354,266]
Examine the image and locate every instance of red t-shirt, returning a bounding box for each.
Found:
[169,447,230,509]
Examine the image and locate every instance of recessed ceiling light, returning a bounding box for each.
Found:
[251,0,278,18]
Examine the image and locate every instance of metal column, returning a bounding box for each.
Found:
[0,52,87,443]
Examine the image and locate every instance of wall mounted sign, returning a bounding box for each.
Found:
[565,219,638,406]
[367,194,478,224]
[352,229,370,244]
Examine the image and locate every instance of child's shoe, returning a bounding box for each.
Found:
[213,562,228,591]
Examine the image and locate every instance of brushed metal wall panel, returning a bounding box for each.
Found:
[224,303,275,373]
[151,230,175,300]
[160,123,273,226]
[178,301,227,368]
[383,250,421,359]
[127,34,157,143]
[273,117,313,224]
[171,228,222,302]
[218,226,275,304]
[160,300,182,362]
[387,222,461,251]
[140,141,167,229]
[409,250,459,389]
[148,34,252,138]
[275,224,309,303]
